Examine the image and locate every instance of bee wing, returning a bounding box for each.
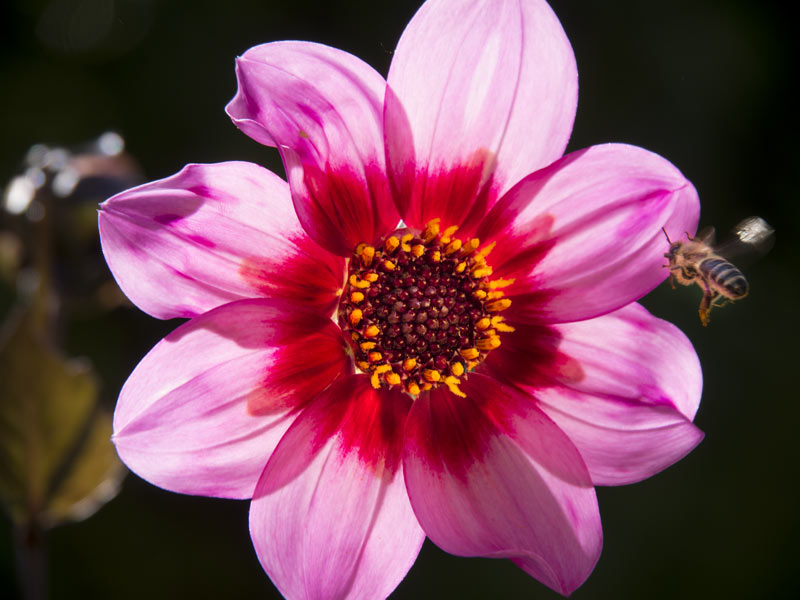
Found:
[695,225,716,245]
[715,216,775,260]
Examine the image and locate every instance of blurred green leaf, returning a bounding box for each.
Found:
[0,306,124,528]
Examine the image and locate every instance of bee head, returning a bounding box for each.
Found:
[661,228,679,259]
[665,241,683,257]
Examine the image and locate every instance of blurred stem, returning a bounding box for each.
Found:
[14,520,48,600]
[16,186,55,600]
[29,188,54,339]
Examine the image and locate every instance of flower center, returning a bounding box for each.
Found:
[337,219,514,397]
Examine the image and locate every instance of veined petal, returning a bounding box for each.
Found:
[484,303,703,486]
[385,0,577,231]
[227,42,399,255]
[99,161,344,320]
[251,375,424,600]
[112,299,349,499]
[477,144,700,323]
[403,374,601,596]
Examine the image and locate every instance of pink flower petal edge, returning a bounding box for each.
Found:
[99,161,344,320]
[112,299,349,499]
[250,375,425,600]
[385,0,577,233]
[484,302,703,485]
[403,374,602,596]
[226,41,399,256]
[475,143,700,324]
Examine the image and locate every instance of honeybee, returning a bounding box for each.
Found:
[663,216,775,326]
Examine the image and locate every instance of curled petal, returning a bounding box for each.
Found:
[403,374,601,596]
[251,375,424,600]
[385,0,577,231]
[99,161,343,320]
[477,144,700,323]
[227,42,398,255]
[113,299,349,499]
[485,303,703,486]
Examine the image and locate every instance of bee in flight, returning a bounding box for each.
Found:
[663,216,775,326]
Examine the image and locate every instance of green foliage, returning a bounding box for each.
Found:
[0,307,123,529]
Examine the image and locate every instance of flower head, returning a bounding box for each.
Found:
[99,0,703,596]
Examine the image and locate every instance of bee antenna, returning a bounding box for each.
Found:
[661,227,672,244]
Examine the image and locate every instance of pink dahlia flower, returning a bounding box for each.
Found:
[99,0,704,596]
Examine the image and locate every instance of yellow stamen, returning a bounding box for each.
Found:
[421,382,433,391]
[487,290,505,300]
[472,267,492,279]
[411,244,425,258]
[473,289,487,300]
[385,236,400,253]
[422,218,441,242]
[455,261,467,273]
[360,341,376,351]
[383,260,396,271]
[368,351,383,362]
[370,364,393,389]
[407,381,421,396]
[489,277,515,289]
[487,298,512,312]
[444,376,466,398]
[477,335,501,351]
[476,317,491,330]
[360,245,375,267]
[441,225,459,244]
[403,358,417,372]
[460,347,479,360]
[467,360,479,371]
[422,369,441,383]
[430,250,441,262]
[364,272,379,282]
[451,362,465,377]
[349,274,370,289]
[445,239,462,255]
[460,238,480,255]
[364,325,380,338]
[491,316,515,332]
[351,332,359,341]
[476,241,496,259]
[400,233,413,252]
[385,372,401,386]
[350,291,365,303]
[349,309,363,326]
[357,361,370,371]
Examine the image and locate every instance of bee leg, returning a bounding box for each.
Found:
[712,296,731,308]
[698,291,719,326]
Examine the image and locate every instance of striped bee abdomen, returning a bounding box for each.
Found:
[699,257,748,298]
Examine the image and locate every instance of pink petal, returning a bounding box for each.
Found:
[99,161,344,320]
[226,42,399,255]
[403,374,601,596]
[477,143,700,323]
[385,0,577,231]
[112,299,349,499]
[484,303,704,486]
[250,375,424,600]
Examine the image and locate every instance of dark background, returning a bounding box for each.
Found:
[1,0,797,598]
